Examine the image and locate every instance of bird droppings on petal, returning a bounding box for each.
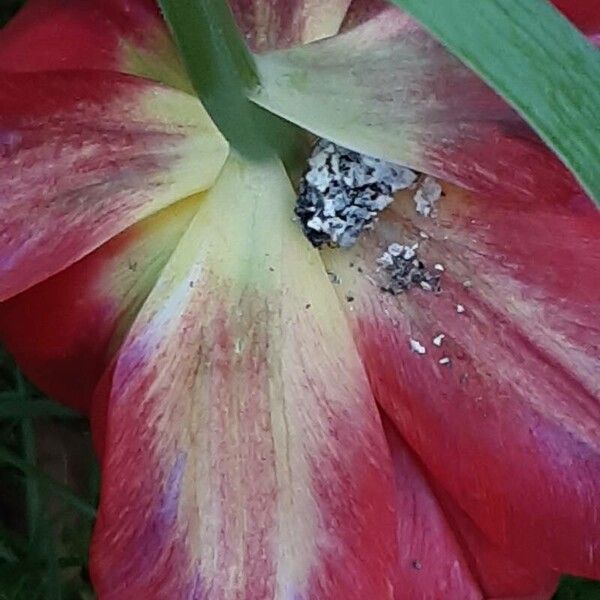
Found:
[413,175,443,217]
[377,243,442,296]
[410,339,426,355]
[433,333,445,347]
[295,139,418,248]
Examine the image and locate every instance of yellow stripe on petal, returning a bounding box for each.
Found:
[0,70,228,300]
[91,155,397,599]
[0,195,202,414]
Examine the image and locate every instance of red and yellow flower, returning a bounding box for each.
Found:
[0,1,598,598]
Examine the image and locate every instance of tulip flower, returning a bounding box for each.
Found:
[0,0,598,598]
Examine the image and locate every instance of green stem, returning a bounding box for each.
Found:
[158,0,269,158]
[159,0,310,176]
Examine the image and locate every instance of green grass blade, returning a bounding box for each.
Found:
[0,399,80,420]
[0,448,97,520]
[0,539,18,563]
[0,523,28,556]
[20,419,41,544]
[15,370,42,546]
[390,0,600,207]
[40,518,62,600]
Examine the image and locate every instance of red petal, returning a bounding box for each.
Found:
[0,197,200,414]
[0,69,227,301]
[433,486,560,600]
[321,181,600,579]
[228,0,351,52]
[551,0,600,34]
[381,415,483,599]
[383,416,559,600]
[90,156,397,598]
[0,0,190,89]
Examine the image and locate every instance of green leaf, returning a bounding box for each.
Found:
[390,0,600,207]
[20,419,41,545]
[0,522,28,557]
[40,518,62,600]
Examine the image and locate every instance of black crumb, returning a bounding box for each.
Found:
[377,243,441,295]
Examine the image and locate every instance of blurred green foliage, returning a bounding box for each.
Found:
[0,349,98,599]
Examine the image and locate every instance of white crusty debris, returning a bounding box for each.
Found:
[296,140,418,248]
[377,243,441,295]
[414,175,443,217]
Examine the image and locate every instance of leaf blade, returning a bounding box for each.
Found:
[390,0,600,207]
